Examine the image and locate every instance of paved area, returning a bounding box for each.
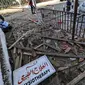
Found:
[0,0,65,14]
[0,0,85,15]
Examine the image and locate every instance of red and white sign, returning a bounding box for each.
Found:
[13,55,56,85]
[0,70,4,85]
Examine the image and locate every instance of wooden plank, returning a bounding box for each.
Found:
[44,43,61,52]
[8,29,35,49]
[15,55,20,69]
[13,45,46,52]
[34,43,44,49]
[36,52,85,58]
[15,49,22,69]
[11,46,85,58]
[41,35,85,45]
[67,71,85,85]
[18,50,23,68]
[58,60,85,71]
[23,51,85,58]
[13,47,16,62]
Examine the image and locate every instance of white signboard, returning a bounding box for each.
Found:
[13,55,56,85]
[0,70,4,85]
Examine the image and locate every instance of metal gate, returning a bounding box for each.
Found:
[39,8,85,38]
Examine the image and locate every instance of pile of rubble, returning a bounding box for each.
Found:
[3,9,85,85]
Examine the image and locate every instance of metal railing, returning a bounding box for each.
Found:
[39,8,85,38]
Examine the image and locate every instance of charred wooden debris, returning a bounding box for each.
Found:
[2,8,85,85]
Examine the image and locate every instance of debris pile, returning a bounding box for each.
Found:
[3,9,85,85]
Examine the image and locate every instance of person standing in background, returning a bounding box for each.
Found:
[66,0,71,11]
[29,0,36,14]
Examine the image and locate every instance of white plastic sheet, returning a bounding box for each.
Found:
[0,70,4,85]
[0,28,12,85]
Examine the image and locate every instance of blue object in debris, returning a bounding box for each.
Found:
[0,15,12,33]
[0,21,9,29]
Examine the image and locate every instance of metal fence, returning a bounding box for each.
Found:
[39,8,85,38]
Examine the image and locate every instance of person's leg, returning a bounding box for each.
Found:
[31,5,35,14]
[31,5,33,14]
[32,6,36,14]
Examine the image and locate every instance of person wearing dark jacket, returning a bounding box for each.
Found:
[0,15,12,33]
[66,0,71,11]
